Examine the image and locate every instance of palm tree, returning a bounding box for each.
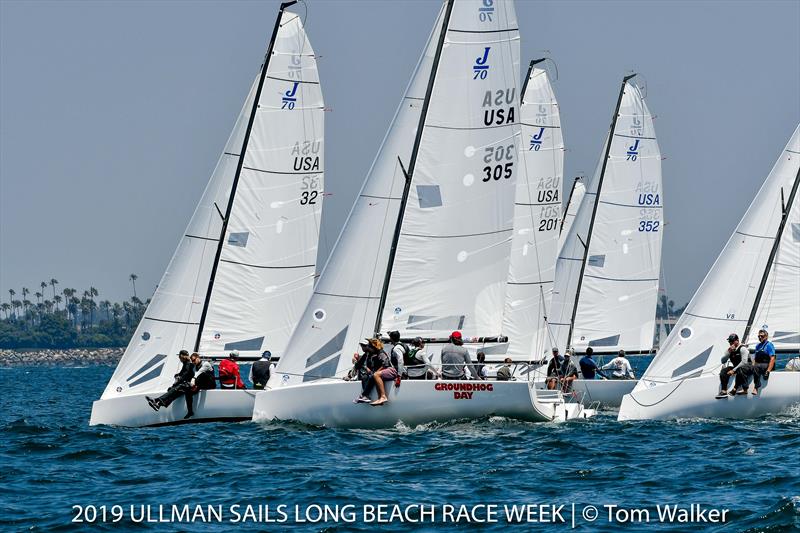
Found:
[100,300,111,321]
[40,281,48,300]
[68,296,80,327]
[50,278,59,300]
[44,299,53,314]
[129,274,138,299]
[53,294,63,312]
[8,289,15,318]
[21,288,29,314]
[35,291,43,304]
[1,302,10,319]
[112,302,122,327]
[12,300,22,320]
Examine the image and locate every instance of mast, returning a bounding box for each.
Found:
[520,58,546,100]
[194,1,297,352]
[372,0,455,336]
[559,176,582,233]
[741,165,800,345]
[566,73,636,348]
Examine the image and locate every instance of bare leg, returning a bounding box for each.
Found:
[375,374,387,400]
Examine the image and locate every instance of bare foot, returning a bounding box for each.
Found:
[370,397,388,406]
[751,389,758,396]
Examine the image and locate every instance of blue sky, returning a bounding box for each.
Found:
[1,0,798,305]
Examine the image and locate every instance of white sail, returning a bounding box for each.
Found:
[273,0,520,386]
[100,9,322,399]
[640,125,800,385]
[549,79,662,354]
[199,12,324,359]
[502,64,564,359]
[558,177,585,253]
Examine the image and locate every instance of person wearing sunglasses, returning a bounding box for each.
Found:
[751,329,776,395]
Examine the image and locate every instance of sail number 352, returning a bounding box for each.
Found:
[639,220,660,232]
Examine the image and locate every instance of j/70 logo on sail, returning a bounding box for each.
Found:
[473,47,490,80]
[282,82,299,109]
[530,127,545,151]
[478,0,494,22]
[626,139,641,161]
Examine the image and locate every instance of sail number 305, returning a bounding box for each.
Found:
[483,144,514,182]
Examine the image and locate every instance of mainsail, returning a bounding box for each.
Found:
[100,3,324,399]
[558,177,585,253]
[640,124,800,385]
[502,60,564,359]
[273,0,521,386]
[548,76,663,354]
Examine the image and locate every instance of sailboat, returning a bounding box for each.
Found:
[542,74,664,406]
[90,1,325,427]
[618,124,800,421]
[253,0,594,429]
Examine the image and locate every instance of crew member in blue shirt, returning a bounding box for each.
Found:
[751,329,776,395]
[579,347,599,379]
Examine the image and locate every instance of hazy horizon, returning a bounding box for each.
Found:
[1,0,798,308]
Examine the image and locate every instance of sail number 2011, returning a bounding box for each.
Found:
[482,144,514,182]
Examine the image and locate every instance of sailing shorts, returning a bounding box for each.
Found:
[377,368,398,381]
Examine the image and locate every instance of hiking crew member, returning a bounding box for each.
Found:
[601,350,636,379]
[191,352,216,391]
[219,350,246,389]
[146,350,196,419]
[353,338,390,403]
[404,337,438,380]
[579,347,600,380]
[751,329,776,395]
[250,350,273,390]
[440,331,482,380]
[717,333,750,398]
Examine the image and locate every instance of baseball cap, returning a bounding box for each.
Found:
[450,331,462,340]
[727,333,739,343]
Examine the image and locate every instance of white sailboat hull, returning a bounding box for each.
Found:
[89,390,256,427]
[572,379,638,407]
[618,372,800,421]
[252,380,594,429]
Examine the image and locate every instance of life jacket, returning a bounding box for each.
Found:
[403,346,424,367]
[727,346,743,367]
[754,342,774,364]
[391,342,409,370]
[195,368,216,390]
[251,360,271,388]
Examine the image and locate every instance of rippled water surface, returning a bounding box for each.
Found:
[1,366,798,532]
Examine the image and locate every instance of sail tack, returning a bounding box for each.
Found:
[101,7,323,399]
[642,125,800,384]
[274,0,521,386]
[502,63,564,359]
[548,79,663,354]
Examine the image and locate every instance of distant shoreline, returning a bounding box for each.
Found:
[0,348,122,366]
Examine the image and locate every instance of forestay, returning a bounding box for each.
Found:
[272,0,520,386]
[100,8,323,399]
[548,79,662,354]
[502,64,564,359]
[640,125,800,385]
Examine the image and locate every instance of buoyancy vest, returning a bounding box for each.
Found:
[251,360,271,387]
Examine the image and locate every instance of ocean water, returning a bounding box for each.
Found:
[1,366,798,532]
